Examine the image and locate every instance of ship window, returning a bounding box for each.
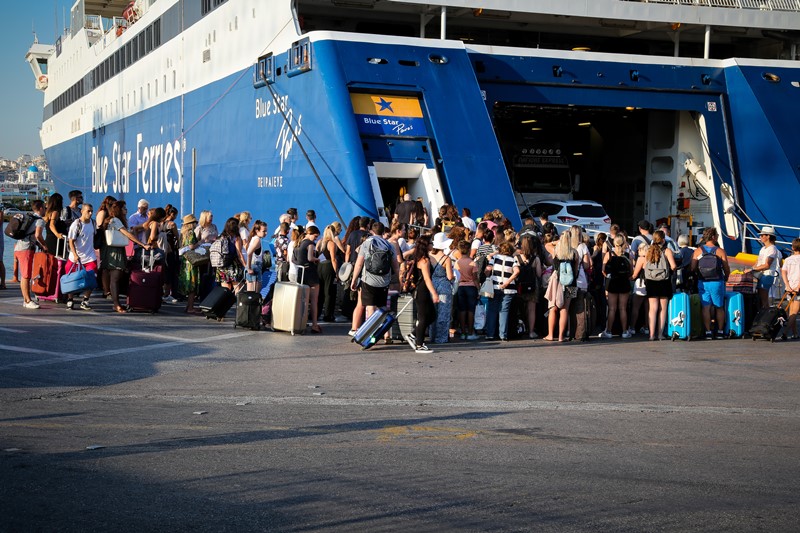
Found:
[201,0,212,16]
[287,38,311,77]
[145,26,153,53]
[163,75,167,93]
[153,19,161,48]
[138,34,145,59]
[132,39,139,62]
[173,70,176,90]
[398,60,419,67]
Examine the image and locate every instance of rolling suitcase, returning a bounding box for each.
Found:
[749,292,789,342]
[353,297,414,350]
[724,292,745,339]
[272,267,309,335]
[128,266,163,313]
[668,292,691,341]
[200,285,237,321]
[391,293,417,340]
[689,294,704,340]
[31,252,59,298]
[235,291,262,330]
[569,291,596,342]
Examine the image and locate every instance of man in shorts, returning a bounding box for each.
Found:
[14,200,48,309]
[350,221,398,326]
[691,227,730,339]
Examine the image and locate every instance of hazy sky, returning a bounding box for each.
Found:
[0,1,74,159]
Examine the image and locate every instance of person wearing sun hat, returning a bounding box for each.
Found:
[428,231,455,343]
[747,225,782,309]
[178,213,203,314]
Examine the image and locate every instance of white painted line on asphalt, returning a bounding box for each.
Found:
[0,331,255,372]
[69,394,800,419]
[0,327,27,334]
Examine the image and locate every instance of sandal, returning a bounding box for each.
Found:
[311,325,323,334]
[114,306,128,314]
[542,337,556,342]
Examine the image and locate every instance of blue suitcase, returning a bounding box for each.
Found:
[352,308,395,350]
[668,292,691,341]
[352,297,414,350]
[724,292,745,339]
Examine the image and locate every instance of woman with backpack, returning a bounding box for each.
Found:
[293,225,322,333]
[543,236,579,342]
[515,235,543,339]
[599,234,633,339]
[632,230,677,341]
[214,217,246,291]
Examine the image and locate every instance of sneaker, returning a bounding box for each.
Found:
[347,329,357,337]
[405,333,416,350]
[625,328,635,336]
[23,300,40,309]
[30,294,39,303]
[164,296,179,304]
[66,300,74,310]
[466,334,480,341]
[621,331,632,339]
[598,330,613,339]
[460,334,467,340]
[640,327,649,335]
[715,330,725,340]
[415,344,433,354]
[705,330,713,340]
[529,332,539,339]
[80,300,92,311]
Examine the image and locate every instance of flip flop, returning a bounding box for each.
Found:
[114,306,128,314]
[311,326,323,334]
[542,337,557,342]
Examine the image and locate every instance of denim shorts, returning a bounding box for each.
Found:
[698,279,725,308]
[456,285,478,312]
[757,274,775,290]
[245,265,262,283]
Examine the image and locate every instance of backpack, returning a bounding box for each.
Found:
[365,237,391,276]
[517,256,539,295]
[606,254,631,280]
[559,259,575,286]
[4,213,36,240]
[210,235,230,268]
[399,258,417,293]
[644,252,670,281]
[475,254,489,284]
[697,246,723,281]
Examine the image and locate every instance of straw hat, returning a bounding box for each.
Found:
[759,226,776,236]
[432,232,453,250]
[182,214,198,225]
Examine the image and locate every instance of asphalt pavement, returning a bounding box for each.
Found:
[1,285,799,532]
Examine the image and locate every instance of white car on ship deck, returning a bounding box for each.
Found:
[520,200,612,236]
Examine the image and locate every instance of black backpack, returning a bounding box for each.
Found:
[606,254,631,280]
[697,247,723,281]
[517,256,538,295]
[365,238,392,276]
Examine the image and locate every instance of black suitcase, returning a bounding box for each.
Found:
[749,293,789,341]
[235,291,262,330]
[200,286,237,321]
[569,290,597,341]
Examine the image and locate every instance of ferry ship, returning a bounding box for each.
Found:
[26,0,800,253]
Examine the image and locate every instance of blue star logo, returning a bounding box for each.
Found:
[376,97,394,113]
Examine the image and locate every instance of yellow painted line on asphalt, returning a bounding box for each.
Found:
[376,425,479,442]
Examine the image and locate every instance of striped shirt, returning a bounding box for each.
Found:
[490,253,519,294]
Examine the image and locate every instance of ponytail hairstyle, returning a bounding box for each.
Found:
[248,219,266,240]
[646,230,665,264]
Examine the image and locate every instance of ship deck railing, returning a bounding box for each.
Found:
[742,222,800,252]
[621,0,800,12]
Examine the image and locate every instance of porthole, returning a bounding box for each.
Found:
[762,72,781,83]
[428,54,448,65]
[367,57,388,65]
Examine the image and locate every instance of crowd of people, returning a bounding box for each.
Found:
[3,191,800,353]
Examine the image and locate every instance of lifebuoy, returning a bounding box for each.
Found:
[38,75,48,88]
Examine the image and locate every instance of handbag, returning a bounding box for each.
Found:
[479,278,494,298]
[105,227,130,248]
[451,269,460,296]
[563,285,579,299]
[184,249,210,267]
[60,262,97,295]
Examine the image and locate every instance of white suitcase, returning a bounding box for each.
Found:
[272,266,309,335]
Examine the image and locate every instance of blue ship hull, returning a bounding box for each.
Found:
[45,36,800,251]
